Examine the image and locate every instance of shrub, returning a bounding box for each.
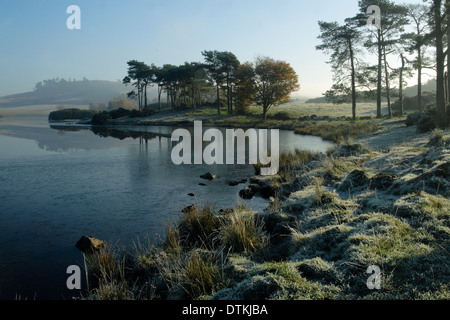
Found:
[109,107,130,119]
[234,103,250,115]
[405,112,426,127]
[107,98,135,111]
[417,115,436,133]
[269,111,295,121]
[91,111,111,125]
[129,107,157,118]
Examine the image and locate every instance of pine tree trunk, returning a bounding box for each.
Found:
[216,84,220,115]
[144,85,148,109]
[447,0,450,123]
[434,0,446,126]
[382,33,392,117]
[158,85,162,110]
[349,39,357,121]
[400,54,405,115]
[377,29,383,118]
[417,47,423,112]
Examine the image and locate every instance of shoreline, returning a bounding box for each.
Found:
[75,114,450,300]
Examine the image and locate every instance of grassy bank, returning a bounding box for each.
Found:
[80,127,450,300]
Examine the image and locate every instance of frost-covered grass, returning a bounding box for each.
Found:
[81,129,450,301]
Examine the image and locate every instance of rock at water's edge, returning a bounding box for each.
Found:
[75,236,104,253]
[200,172,216,180]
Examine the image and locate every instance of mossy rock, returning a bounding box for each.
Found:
[333,143,372,157]
[338,170,370,192]
[370,173,399,190]
[296,258,341,284]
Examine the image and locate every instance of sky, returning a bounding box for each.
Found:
[0,0,427,98]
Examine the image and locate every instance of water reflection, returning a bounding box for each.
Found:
[0,119,335,299]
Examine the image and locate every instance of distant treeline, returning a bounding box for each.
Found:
[48,106,157,124]
[48,108,96,121]
[122,50,300,119]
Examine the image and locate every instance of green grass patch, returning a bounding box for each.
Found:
[295,122,379,143]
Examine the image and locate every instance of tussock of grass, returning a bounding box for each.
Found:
[83,244,138,300]
[84,245,126,289]
[323,156,356,178]
[216,211,269,254]
[178,250,225,299]
[254,148,319,181]
[278,149,319,181]
[178,204,219,248]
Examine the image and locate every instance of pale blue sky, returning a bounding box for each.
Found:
[0,0,424,98]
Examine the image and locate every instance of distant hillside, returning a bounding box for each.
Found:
[305,96,329,104]
[0,78,133,108]
[403,79,436,97]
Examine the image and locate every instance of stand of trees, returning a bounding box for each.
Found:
[122,51,299,119]
[317,0,450,127]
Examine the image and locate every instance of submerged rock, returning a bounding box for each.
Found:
[200,172,216,180]
[75,236,104,253]
[227,179,247,186]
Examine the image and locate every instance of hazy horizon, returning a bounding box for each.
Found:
[0,0,428,99]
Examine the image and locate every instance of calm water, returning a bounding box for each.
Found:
[0,118,334,300]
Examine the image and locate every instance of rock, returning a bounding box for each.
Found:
[370,173,399,190]
[218,208,234,215]
[75,236,104,253]
[239,188,255,200]
[199,183,208,186]
[187,192,196,197]
[338,170,370,192]
[200,172,216,180]
[227,179,247,186]
[249,184,277,199]
[182,204,196,214]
